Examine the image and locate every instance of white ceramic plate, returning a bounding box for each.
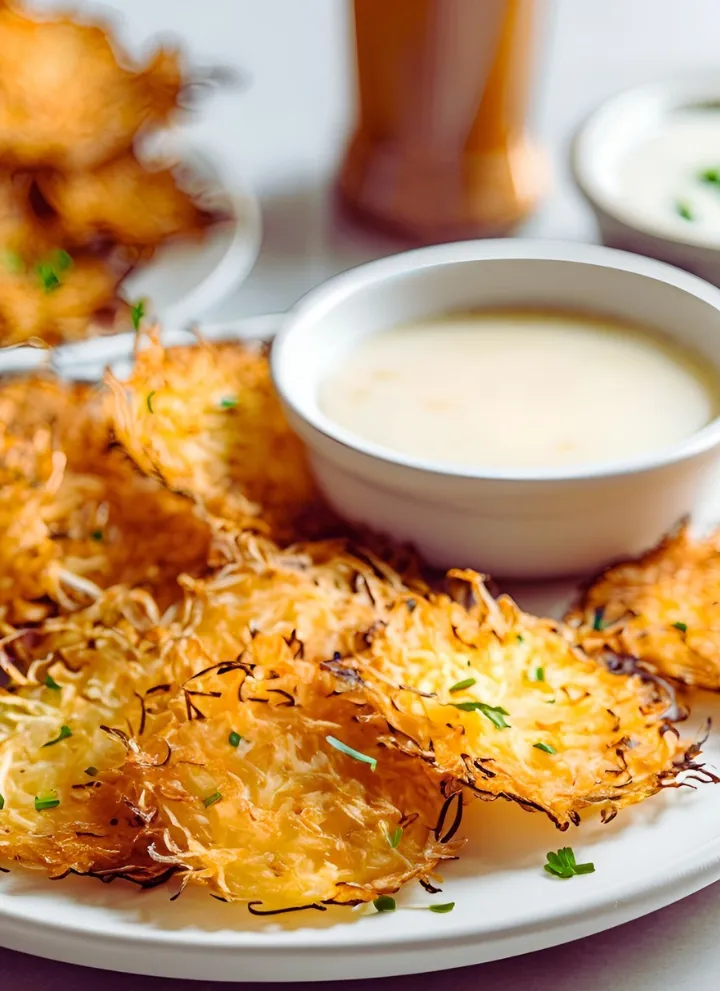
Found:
[2,318,720,982]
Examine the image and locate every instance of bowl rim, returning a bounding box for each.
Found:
[272,238,720,484]
[571,73,720,252]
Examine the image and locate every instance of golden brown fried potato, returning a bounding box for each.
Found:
[341,570,698,829]
[0,254,123,346]
[0,590,182,880]
[0,6,182,170]
[566,523,720,690]
[0,424,65,619]
[0,173,56,261]
[0,373,212,617]
[38,154,216,247]
[108,337,335,541]
[0,590,459,907]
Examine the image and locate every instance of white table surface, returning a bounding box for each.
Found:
[7,0,720,986]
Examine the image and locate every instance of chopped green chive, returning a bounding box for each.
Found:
[228,731,242,748]
[675,199,694,221]
[373,895,396,913]
[544,847,595,879]
[326,735,377,771]
[0,793,4,810]
[34,795,60,811]
[84,766,98,777]
[387,826,403,849]
[43,674,61,690]
[516,634,524,643]
[90,529,103,541]
[42,725,72,747]
[219,396,238,409]
[53,249,73,272]
[36,261,60,292]
[449,701,510,729]
[673,621,687,633]
[534,742,557,754]
[592,607,608,631]
[146,391,156,413]
[449,677,476,694]
[36,251,71,294]
[130,298,145,331]
[700,167,720,185]
[203,791,222,808]
[428,902,455,913]
[2,250,23,273]
[529,666,545,683]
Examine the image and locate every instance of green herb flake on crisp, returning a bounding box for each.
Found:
[203,791,222,808]
[373,895,396,913]
[42,725,72,747]
[130,298,146,331]
[387,826,403,849]
[534,742,557,754]
[449,677,476,694]
[449,701,510,729]
[326,735,377,771]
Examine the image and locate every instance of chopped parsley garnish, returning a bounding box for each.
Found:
[534,742,557,754]
[326,735,377,771]
[673,621,687,633]
[449,677,476,694]
[449,701,510,729]
[0,793,4,810]
[42,725,72,747]
[130,298,145,331]
[373,895,396,913]
[428,902,455,913]
[529,666,545,683]
[43,674,61,690]
[387,826,403,849]
[90,529,103,542]
[35,795,60,811]
[219,396,238,409]
[2,250,23,273]
[146,391,156,413]
[592,607,608,631]
[544,847,595,879]
[203,791,222,808]
[36,250,72,293]
[228,731,242,748]
[700,167,720,185]
[84,766,98,777]
[675,199,694,221]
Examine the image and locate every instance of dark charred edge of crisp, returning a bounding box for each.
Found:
[598,649,685,721]
[373,696,716,831]
[564,517,691,623]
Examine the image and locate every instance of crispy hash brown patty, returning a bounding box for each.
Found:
[0,373,212,620]
[567,524,720,691]
[0,590,460,908]
[107,335,335,541]
[337,571,705,830]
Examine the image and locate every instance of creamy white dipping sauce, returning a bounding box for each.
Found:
[618,108,720,241]
[319,311,720,471]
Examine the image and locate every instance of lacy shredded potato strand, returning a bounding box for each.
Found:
[107,336,335,541]
[567,523,720,690]
[341,570,702,829]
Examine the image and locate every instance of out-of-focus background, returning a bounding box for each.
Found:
[30,0,720,318]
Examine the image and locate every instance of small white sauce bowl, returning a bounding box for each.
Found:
[272,240,720,579]
[573,76,720,286]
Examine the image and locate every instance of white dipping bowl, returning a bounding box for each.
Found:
[572,76,720,286]
[272,240,720,579]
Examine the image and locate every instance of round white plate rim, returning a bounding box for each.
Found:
[2,316,720,980]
